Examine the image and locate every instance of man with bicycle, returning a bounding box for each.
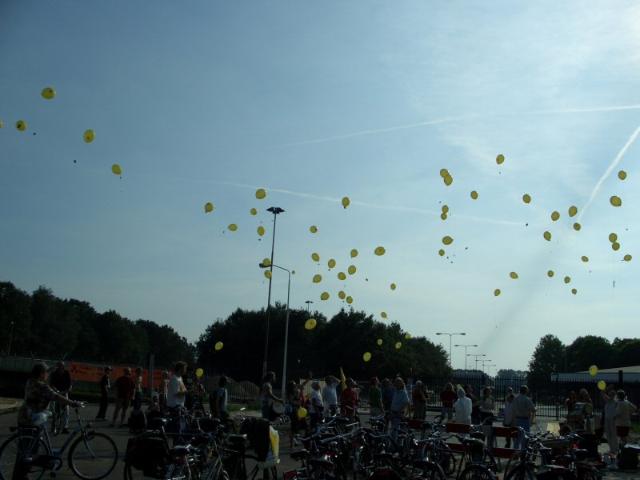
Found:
[49,361,72,434]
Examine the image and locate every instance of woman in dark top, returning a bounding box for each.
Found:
[96,366,112,420]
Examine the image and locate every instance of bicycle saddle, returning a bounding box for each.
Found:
[226,434,248,443]
[290,449,310,461]
[309,455,334,468]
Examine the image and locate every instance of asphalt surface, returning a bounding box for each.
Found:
[0,403,635,479]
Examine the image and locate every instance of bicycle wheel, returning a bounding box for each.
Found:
[0,434,50,480]
[503,464,536,480]
[457,464,497,480]
[68,432,118,480]
[415,461,446,480]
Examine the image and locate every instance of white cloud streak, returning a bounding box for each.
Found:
[579,124,640,220]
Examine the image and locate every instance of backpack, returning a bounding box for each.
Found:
[128,409,147,434]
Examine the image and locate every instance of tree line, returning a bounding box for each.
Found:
[528,334,640,389]
[0,282,194,368]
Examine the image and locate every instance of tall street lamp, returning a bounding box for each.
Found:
[262,206,285,378]
[454,344,478,371]
[480,359,492,374]
[260,262,291,397]
[305,300,313,314]
[436,332,466,368]
[467,353,486,371]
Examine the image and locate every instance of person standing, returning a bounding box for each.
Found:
[578,388,594,433]
[369,377,384,418]
[440,383,457,422]
[479,387,495,424]
[133,367,144,411]
[454,388,472,425]
[322,376,339,417]
[212,375,229,420]
[111,367,135,427]
[390,377,410,438]
[96,366,112,420]
[601,387,619,457]
[615,390,637,446]
[167,362,187,410]
[465,385,480,425]
[412,381,427,420]
[309,381,324,431]
[340,378,359,418]
[503,392,515,448]
[49,361,72,433]
[260,371,283,420]
[512,385,536,449]
[159,370,169,412]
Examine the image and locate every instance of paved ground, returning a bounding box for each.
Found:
[0,403,635,479]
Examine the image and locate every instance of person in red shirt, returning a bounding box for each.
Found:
[440,382,457,422]
[111,367,136,427]
[340,378,359,418]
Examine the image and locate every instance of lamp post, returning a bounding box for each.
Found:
[262,206,285,378]
[436,332,466,368]
[260,262,291,398]
[7,321,15,356]
[480,359,492,374]
[467,353,486,371]
[454,344,478,371]
[305,300,313,314]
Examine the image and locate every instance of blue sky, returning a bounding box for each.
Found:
[2,1,639,371]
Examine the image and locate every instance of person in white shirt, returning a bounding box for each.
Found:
[322,376,339,417]
[615,390,637,445]
[309,381,324,430]
[167,361,187,409]
[454,388,472,425]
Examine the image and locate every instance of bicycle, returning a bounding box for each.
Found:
[0,404,118,480]
[49,392,69,436]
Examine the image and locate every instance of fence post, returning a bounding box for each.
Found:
[553,373,560,421]
[618,369,623,389]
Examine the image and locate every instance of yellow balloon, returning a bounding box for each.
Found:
[311,253,320,262]
[305,318,317,330]
[564,276,571,284]
[547,270,554,277]
[376,338,383,346]
[509,272,518,280]
[589,365,598,377]
[568,206,578,217]
[571,288,577,295]
[573,223,581,231]
[609,233,618,243]
[195,368,204,378]
[597,380,607,391]
[439,168,449,178]
[624,254,632,262]
[262,258,271,267]
[345,296,353,304]
[83,129,95,143]
[612,242,621,251]
[347,265,357,275]
[438,249,445,257]
[338,290,346,300]
[496,154,505,165]
[41,87,56,100]
[395,342,402,350]
[551,211,560,221]
[618,170,627,180]
[250,208,257,216]
[264,270,272,279]
[309,225,318,234]
[111,164,122,175]
[320,291,330,301]
[257,226,266,236]
[328,259,336,269]
[297,407,308,419]
[214,341,224,351]
[16,120,27,131]
[470,190,478,200]
[374,246,386,256]
[350,249,358,258]
[337,271,346,280]
[442,236,453,246]
[390,283,396,291]
[204,202,214,213]
[312,274,322,283]
[363,352,372,362]
[522,194,531,204]
[494,288,501,296]
[228,223,238,232]
[442,205,449,214]
[443,174,453,186]
[581,256,589,263]
[543,231,552,241]
[610,195,622,207]
[341,196,350,209]
[440,213,448,221]
[255,188,266,200]
[380,311,388,319]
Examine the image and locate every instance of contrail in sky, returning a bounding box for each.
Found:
[280,103,640,148]
[579,124,640,220]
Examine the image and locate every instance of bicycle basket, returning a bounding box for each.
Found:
[126,435,171,478]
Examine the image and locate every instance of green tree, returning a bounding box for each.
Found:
[565,335,612,371]
[612,338,640,367]
[528,334,565,389]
